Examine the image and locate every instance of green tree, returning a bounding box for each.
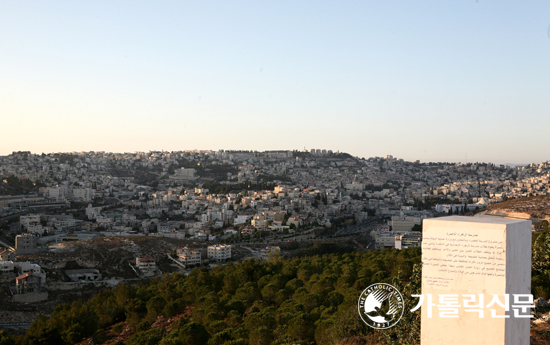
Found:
[146,296,167,322]
[379,265,421,345]
[248,326,273,345]
[112,324,124,334]
[178,322,209,345]
[0,330,15,345]
[92,329,108,344]
[163,299,186,318]
[126,329,163,345]
[136,320,151,332]
[287,313,315,343]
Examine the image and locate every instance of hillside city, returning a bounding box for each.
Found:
[3,149,550,245]
[1,149,550,330]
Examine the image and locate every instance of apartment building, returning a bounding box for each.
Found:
[177,246,202,266]
[207,244,231,261]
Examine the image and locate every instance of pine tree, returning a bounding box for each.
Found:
[379,265,421,345]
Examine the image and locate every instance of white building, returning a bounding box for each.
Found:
[395,232,422,250]
[207,244,231,261]
[345,182,365,191]
[27,223,44,235]
[72,188,94,202]
[391,216,417,232]
[194,229,209,240]
[65,269,102,282]
[177,246,202,266]
[20,214,41,228]
[15,233,38,254]
[14,261,46,284]
[96,217,113,227]
[51,218,76,230]
[234,215,250,225]
[86,204,103,220]
[374,232,398,249]
[287,213,302,228]
[224,228,238,235]
[135,255,157,276]
[20,214,43,234]
[157,223,173,232]
[0,249,15,261]
[171,168,198,180]
[0,261,14,274]
[44,187,62,200]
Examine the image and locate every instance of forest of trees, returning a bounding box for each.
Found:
[531,231,550,300]
[3,247,422,345]
[2,230,550,345]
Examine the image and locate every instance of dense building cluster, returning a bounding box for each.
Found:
[2,151,549,236]
[0,151,548,241]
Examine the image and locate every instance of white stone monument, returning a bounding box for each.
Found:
[421,216,532,345]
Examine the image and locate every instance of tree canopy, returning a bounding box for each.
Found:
[15,247,422,345]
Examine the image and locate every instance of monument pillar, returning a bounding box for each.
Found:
[421,216,532,345]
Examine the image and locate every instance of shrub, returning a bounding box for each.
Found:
[92,329,108,344]
[112,324,124,334]
[136,320,151,332]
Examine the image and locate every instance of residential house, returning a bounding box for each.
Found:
[136,255,157,276]
[16,273,43,294]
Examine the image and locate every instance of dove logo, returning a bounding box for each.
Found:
[358,283,404,329]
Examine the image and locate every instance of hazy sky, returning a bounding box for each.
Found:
[1,1,549,164]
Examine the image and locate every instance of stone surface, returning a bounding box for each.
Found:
[535,297,549,308]
[12,292,48,303]
[421,216,532,345]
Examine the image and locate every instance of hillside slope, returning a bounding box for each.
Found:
[478,195,550,221]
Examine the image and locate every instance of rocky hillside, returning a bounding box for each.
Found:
[477,195,550,221]
[18,236,191,279]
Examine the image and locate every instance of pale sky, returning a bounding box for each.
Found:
[1,1,549,164]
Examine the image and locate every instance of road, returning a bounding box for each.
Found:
[0,322,33,330]
[0,239,14,251]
